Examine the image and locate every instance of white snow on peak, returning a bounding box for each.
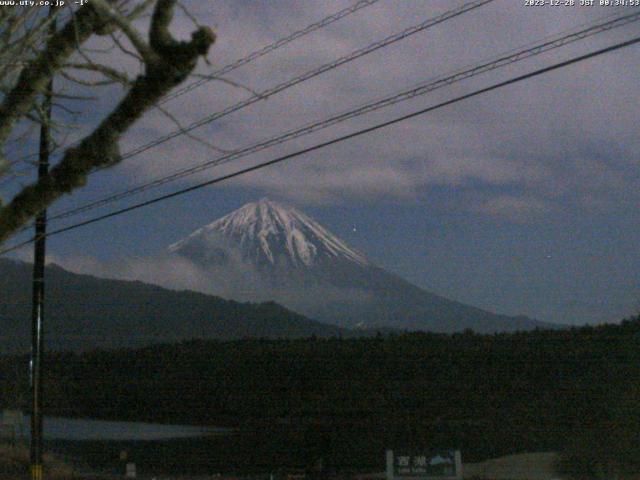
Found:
[169,198,368,268]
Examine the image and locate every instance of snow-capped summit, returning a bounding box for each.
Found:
[169,198,367,269]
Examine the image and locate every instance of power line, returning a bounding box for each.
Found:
[159,0,382,105]
[2,0,497,239]
[49,11,640,222]
[2,34,638,256]
[0,0,382,177]
[112,0,496,163]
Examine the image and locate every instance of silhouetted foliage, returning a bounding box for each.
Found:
[2,317,639,476]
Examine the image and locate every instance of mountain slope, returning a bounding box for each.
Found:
[170,198,557,333]
[0,258,343,353]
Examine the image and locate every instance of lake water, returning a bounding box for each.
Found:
[5,414,230,441]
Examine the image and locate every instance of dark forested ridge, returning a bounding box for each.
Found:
[1,318,639,475]
[0,257,557,355]
[0,258,344,352]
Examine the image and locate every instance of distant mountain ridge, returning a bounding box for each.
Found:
[170,198,557,333]
[0,258,344,353]
[0,200,557,354]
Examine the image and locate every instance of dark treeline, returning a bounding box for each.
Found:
[2,318,640,476]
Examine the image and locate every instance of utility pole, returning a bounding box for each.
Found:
[30,8,55,480]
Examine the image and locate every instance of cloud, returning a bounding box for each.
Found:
[5,1,638,330]
[44,248,375,321]
[476,195,552,223]
[46,250,262,301]
[7,0,635,224]
[96,0,638,224]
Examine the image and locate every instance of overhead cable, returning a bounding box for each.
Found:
[3,34,638,256]
[116,0,496,162]
[50,11,640,222]
[159,0,382,105]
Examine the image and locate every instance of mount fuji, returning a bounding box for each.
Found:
[169,198,555,333]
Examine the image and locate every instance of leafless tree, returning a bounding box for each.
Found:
[0,0,216,244]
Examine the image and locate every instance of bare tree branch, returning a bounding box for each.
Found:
[91,0,157,64]
[110,30,144,63]
[0,0,215,243]
[177,0,201,28]
[0,4,106,149]
[65,62,131,85]
[60,69,119,87]
[193,73,262,97]
[155,104,230,154]
[125,0,157,20]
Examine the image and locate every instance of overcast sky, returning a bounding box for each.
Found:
[4,0,640,325]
